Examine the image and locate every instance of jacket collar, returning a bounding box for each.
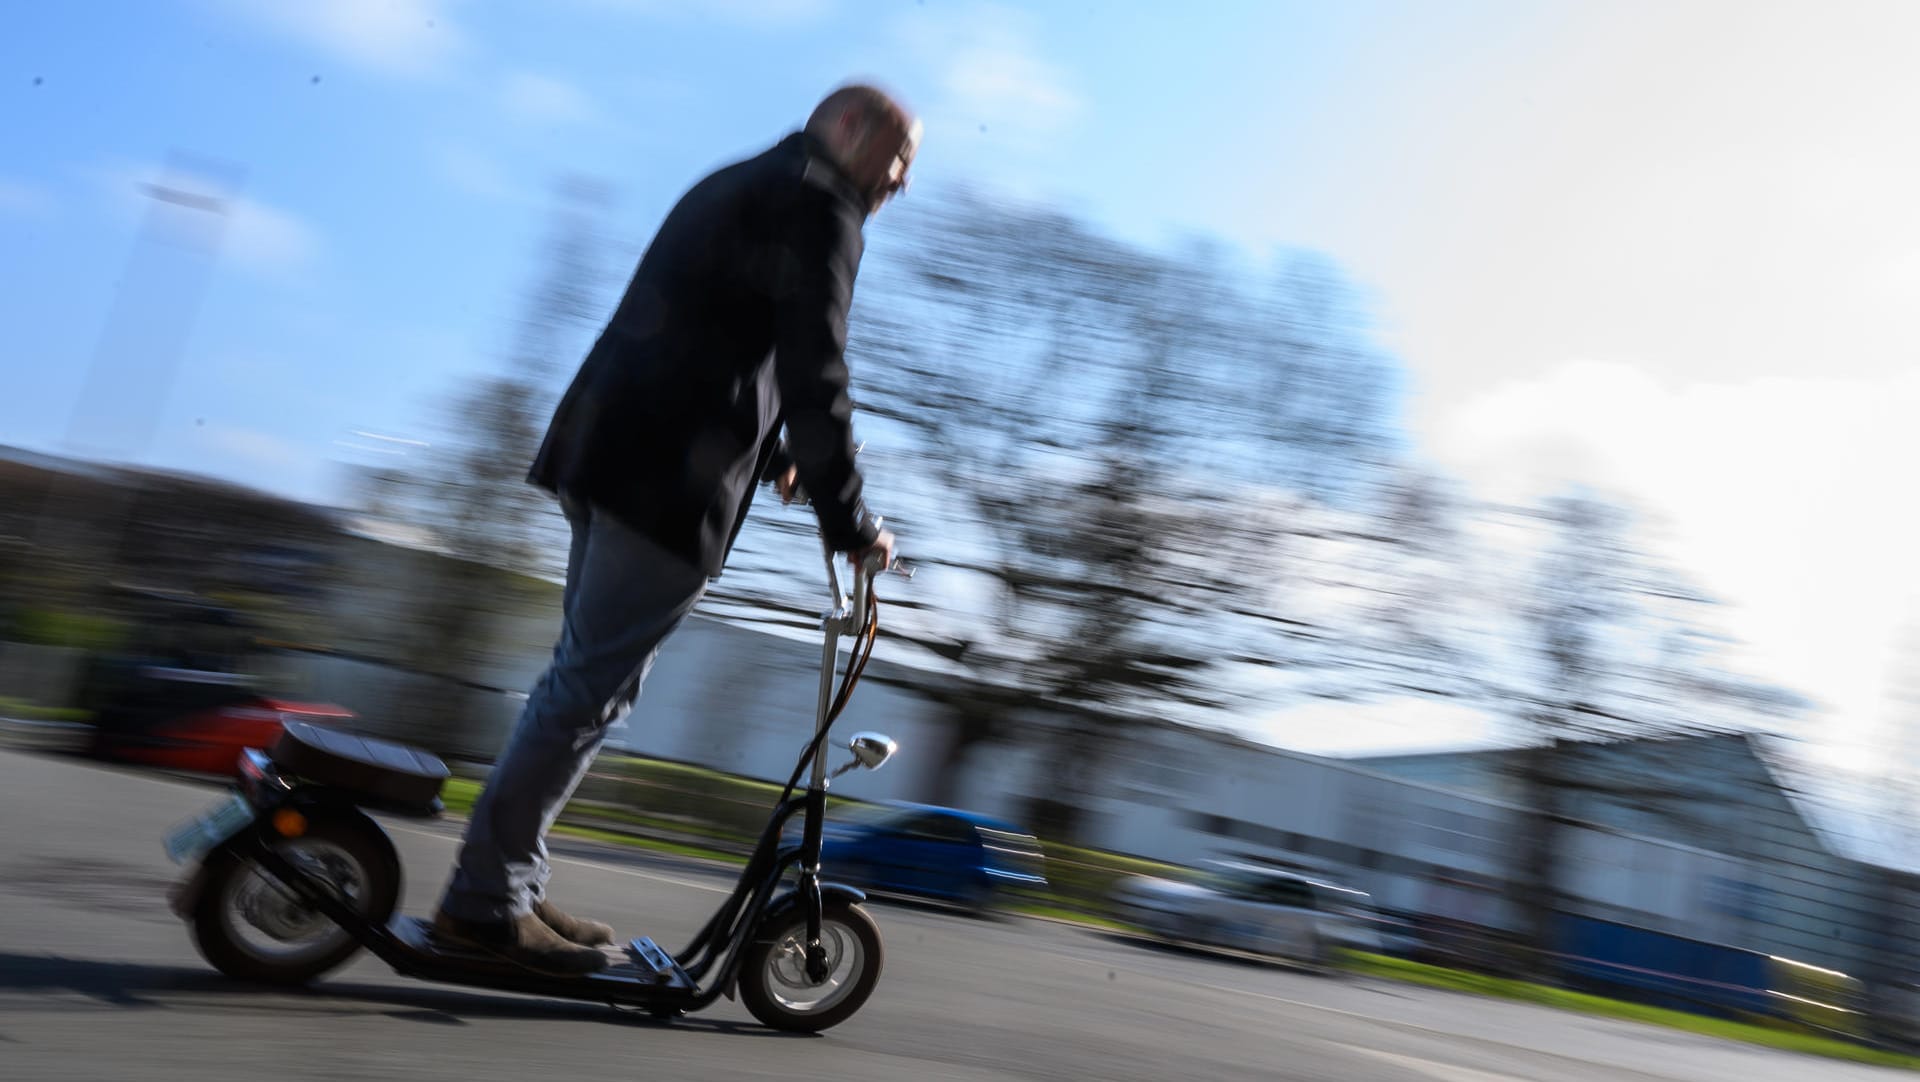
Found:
[780,130,865,210]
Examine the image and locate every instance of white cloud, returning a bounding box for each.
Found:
[81,158,322,275]
[566,0,835,28]
[1428,360,1920,772]
[1144,2,1920,781]
[1253,696,1510,758]
[430,142,529,204]
[212,0,469,77]
[224,197,323,272]
[940,29,1079,132]
[706,0,834,23]
[891,3,1082,152]
[199,423,306,470]
[500,72,600,127]
[0,177,54,217]
[1225,3,1920,410]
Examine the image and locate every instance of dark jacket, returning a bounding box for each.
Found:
[528,132,880,578]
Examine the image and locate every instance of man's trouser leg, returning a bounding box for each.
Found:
[439,498,708,923]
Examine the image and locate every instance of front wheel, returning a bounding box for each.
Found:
[738,897,883,1033]
[189,816,398,986]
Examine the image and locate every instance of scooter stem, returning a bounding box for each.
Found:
[810,611,841,796]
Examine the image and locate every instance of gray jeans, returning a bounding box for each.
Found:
[439,496,709,922]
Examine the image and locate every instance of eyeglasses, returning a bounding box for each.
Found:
[887,120,923,198]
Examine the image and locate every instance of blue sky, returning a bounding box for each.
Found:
[5,1,1920,787]
[0,0,1528,502]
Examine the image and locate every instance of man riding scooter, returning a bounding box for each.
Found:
[432,84,919,975]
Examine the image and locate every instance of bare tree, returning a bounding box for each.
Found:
[1482,491,1807,975]
[744,186,1409,838]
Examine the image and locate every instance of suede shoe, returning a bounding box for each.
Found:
[534,898,616,947]
[431,910,607,976]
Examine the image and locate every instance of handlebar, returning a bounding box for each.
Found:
[778,445,909,632]
[819,526,911,637]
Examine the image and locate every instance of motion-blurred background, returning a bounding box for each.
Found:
[4,0,1919,1051]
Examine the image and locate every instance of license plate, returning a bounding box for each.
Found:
[163,793,257,865]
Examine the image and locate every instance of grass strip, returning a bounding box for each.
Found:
[1342,951,1919,1071]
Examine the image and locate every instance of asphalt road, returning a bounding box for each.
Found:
[0,747,1907,1082]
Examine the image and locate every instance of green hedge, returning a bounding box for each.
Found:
[6,610,128,651]
[0,697,91,723]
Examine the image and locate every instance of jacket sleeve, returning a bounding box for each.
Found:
[769,191,879,552]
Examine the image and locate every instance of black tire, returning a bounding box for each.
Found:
[1148,911,1185,944]
[1308,929,1330,969]
[738,898,884,1033]
[189,816,398,986]
[965,881,1004,921]
[1309,931,1350,978]
[84,725,117,760]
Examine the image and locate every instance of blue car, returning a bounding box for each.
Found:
[801,801,1048,914]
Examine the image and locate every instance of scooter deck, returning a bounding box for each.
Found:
[385,917,699,1007]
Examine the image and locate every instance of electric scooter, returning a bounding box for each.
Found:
[160,534,908,1033]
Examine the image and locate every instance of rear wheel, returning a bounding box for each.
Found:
[963,878,1004,920]
[1147,910,1186,943]
[738,898,883,1033]
[190,817,398,985]
[1306,928,1348,977]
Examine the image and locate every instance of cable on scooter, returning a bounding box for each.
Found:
[678,578,882,973]
[772,584,880,810]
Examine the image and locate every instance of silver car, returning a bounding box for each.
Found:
[1109,861,1387,968]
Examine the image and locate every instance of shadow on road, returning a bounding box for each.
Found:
[0,954,226,1008]
[1093,930,1342,979]
[854,891,1006,923]
[0,952,812,1038]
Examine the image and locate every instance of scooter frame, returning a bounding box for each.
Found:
[170,540,900,1020]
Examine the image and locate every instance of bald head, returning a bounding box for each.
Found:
[805,83,921,215]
